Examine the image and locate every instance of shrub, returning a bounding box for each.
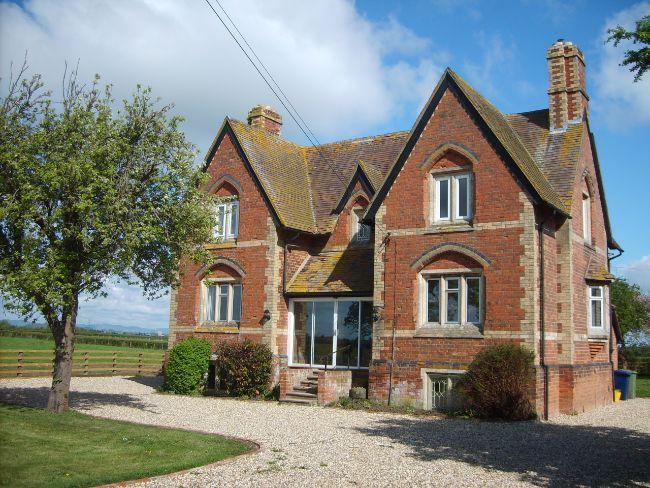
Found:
[165,337,212,394]
[350,387,367,399]
[215,340,272,397]
[455,344,536,420]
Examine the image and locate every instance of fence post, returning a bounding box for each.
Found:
[138,353,143,376]
[83,352,89,376]
[17,351,23,377]
[112,352,117,374]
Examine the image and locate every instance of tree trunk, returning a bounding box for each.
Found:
[47,293,79,412]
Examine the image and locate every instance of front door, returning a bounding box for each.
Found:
[290,298,372,368]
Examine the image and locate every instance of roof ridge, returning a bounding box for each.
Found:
[507,108,549,117]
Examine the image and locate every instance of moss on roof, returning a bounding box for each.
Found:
[286,248,374,294]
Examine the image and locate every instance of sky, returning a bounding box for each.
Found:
[1,0,648,330]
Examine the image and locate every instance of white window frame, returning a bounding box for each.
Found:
[214,199,239,239]
[431,172,472,224]
[201,279,242,324]
[351,207,370,242]
[582,192,591,245]
[418,270,483,327]
[454,174,471,220]
[588,285,605,333]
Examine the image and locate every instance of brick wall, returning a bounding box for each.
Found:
[369,86,539,407]
[317,370,352,404]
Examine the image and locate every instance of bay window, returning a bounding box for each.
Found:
[214,199,239,239]
[421,274,482,326]
[204,281,242,324]
[432,172,472,223]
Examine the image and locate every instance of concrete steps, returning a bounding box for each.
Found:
[280,371,322,405]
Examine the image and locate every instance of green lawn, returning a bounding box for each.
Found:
[0,335,163,355]
[637,375,650,398]
[0,404,251,488]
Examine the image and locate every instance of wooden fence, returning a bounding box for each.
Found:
[0,350,165,378]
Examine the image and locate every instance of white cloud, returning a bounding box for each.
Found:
[0,0,445,147]
[463,32,516,100]
[614,255,650,294]
[431,0,482,21]
[592,2,650,129]
[77,282,170,330]
[0,0,448,329]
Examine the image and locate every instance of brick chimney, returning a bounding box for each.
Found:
[247,105,282,136]
[546,39,589,133]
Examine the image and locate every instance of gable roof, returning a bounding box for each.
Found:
[507,110,621,251]
[205,68,619,249]
[365,68,569,220]
[204,118,406,234]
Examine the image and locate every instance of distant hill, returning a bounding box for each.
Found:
[6,319,167,337]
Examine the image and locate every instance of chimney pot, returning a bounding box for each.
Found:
[247,105,282,136]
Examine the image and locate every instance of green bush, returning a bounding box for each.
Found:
[350,387,367,399]
[455,344,536,420]
[165,337,212,394]
[215,340,272,397]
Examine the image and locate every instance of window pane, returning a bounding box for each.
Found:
[457,176,469,218]
[438,179,449,219]
[337,301,359,368]
[359,302,373,367]
[583,195,591,243]
[466,278,480,323]
[446,291,459,323]
[313,302,335,366]
[446,278,459,290]
[232,284,242,323]
[206,285,216,322]
[293,302,312,364]
[590,286,602,298]
[427,279,440,323]
[219,284,229,321]
[229,202,239,237]
[214,205,225,237]
[591,299,602,328]
[354,209,370,242]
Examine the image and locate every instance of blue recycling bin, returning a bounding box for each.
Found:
[614,369,636,400]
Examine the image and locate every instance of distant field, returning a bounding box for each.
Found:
[0,336,166,355]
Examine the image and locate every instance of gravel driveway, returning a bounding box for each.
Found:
[1,376,649,487]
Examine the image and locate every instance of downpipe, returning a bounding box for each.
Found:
[538,217,550,421]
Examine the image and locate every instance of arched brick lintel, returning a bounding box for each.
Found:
[194,256,247,279]
[418,141,480,169]
[207,174,244,195]
[410,242,491,270]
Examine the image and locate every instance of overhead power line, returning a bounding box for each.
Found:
[202,0,348,188]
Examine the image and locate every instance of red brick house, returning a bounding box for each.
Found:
[168,40,622,416]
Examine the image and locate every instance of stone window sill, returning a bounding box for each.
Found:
[195,323,239,334]
[587,333,608,342]
[205,239,237,250]
[415,324,483,338]
[424,223,474,235]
